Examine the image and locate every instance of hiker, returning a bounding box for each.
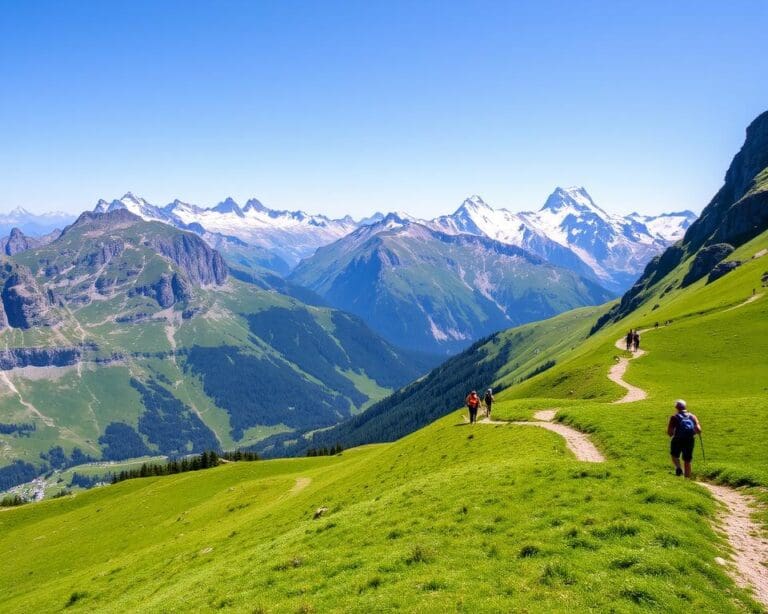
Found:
[466,390,480,424]
[625,330,633,351]
[483,388,494,418]
[667,399,702,478]
[632,330,641,352]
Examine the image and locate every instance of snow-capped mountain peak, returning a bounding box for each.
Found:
[540,186,609,217]
[357,212,386,226]
[381,211,416,227]
[92,193,359,267]
[454,194,493,215]
[212,197,244,217]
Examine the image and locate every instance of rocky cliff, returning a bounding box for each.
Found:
[595,110,768,328]
[0,263,57,329]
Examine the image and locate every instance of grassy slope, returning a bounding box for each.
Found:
[1,232,767,612]
[0,414,755,613]
[0,273,430,469]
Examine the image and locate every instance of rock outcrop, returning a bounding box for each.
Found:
[0,264,56,329]
[0,227,60,256]
[135,272,194,308]
[681,243,735,287]
[708,260,741,284]
[0,346,82,370]
[81,239,124,267]
[150,234,228,286]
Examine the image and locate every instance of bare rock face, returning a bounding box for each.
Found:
[682,243,735,287]
[3,228,35,256]
[153,274,176,308]
[171,273,192,302]
[82,239,124,267]
[0,265,55,329]
[150,234,228,286]
[0,346,81,370]
[708,260,741,284]
[138,272,193,308]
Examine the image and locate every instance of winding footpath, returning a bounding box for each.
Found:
[475,410,605,463]
[609,315,768,609]
[609,332,648,403]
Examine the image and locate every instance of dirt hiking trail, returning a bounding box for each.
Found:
[610,331,649,403]
[472,411,605,463]
[697,482,768,608]
[724,292,764,312]
[290,477,312,495]
[608,323,768,606]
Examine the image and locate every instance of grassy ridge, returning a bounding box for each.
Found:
[0,412,758,612]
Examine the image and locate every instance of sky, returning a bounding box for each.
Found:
[1,1,767,220]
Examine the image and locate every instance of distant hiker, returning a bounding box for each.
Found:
[632,330,641,352]
[654,321,659,329]
[466,391,480,424]
[667,399,702,478]
[625,330,633,351]
[483,388,494,418]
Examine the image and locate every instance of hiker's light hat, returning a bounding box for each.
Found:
[675,399,687,410]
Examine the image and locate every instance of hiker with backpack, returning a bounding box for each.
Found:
[466,391,480,424]
[667,399,702,478]
[632,330,641,352]
[625,330,633,351]
[483,388,494,418]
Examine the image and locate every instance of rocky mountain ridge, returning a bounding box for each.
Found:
[289,216,612,354]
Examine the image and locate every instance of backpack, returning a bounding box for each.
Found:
[675,412,696,437]
[484,392,492,404]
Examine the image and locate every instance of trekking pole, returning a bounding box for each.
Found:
[698,433,706,463]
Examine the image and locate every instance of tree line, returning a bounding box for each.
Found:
[111,450,259,485]
[0,422,36,436]
[306,444,344,456]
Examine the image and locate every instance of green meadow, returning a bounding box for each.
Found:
[1,232,766,612]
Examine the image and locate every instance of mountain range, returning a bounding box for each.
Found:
[289,213,613,353]
[429,188,695,293]
[0,209,432,490]
[88,189,694,295]
[2,188,694,356]
[94,192,358,270]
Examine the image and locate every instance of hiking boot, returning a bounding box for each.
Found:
[675,467,683,477]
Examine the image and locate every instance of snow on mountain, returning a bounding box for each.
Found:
[92,194,359,267]
[290,215,613,354]
[100,192,173,223]
[627,210,697,242]
[86,188,694,292]
[427,187,695,293]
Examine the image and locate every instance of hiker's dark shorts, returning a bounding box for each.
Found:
[670,437,695,462]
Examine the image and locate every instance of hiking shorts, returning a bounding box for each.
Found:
[670,437,695,462]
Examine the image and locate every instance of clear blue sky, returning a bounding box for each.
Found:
[1,0,766,219]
